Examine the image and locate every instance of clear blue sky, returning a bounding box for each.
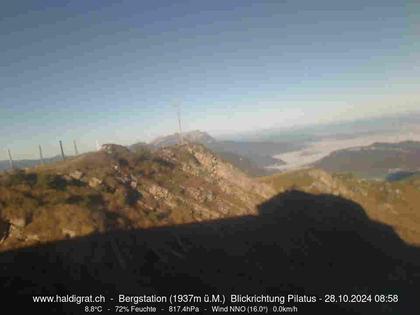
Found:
[1,0,419,159]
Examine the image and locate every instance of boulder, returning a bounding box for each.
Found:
[130,180,138,190]
[89,177,103,189]
[69,170,84,181]
[26,233,40,242]
[9,217,27,228]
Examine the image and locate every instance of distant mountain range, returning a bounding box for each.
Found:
[314,141,420,180]
[238,110,420,142]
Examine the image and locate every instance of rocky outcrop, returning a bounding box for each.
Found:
[88,177,102,189]
[100,144,130,155]
[186,144,275,199]
[184,186,214,203]
[9,217,27,228]
[0,219,10,244]
[69,170,84,181]
[307,169,353,197]
[148,184,169,200]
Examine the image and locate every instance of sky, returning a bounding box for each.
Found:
[1,0,420,159]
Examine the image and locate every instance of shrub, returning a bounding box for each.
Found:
[86,194,104,208]
[125,189,141,206]
[66,194,104,209]
[36,174,67,191]
[110,188,127,209]
[133,147,153,161]
[6,170,38,187]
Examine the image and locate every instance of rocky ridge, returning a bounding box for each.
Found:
[0,143,274,251]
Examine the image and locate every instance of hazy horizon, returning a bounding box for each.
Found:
[1,110,419,163]
[1,0,420,160]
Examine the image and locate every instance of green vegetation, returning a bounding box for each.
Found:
[261,169,420,245]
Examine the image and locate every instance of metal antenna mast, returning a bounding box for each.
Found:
[174,103,184,145]
[59,140,66,160]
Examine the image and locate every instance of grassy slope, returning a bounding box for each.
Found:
[0,144,270,252]
[313,141,420,179]
[260,169,420,245]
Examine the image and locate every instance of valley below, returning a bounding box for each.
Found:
[270,128,420,174]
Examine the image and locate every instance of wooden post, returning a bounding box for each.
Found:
[39,145,45,165]
[73,140,79,156]
[59,140,66,160]
[7,149,14,170]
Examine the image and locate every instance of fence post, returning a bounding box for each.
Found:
[39,145,45,165]
[73,140,79,156]
[59,140,66,160]
[7,149,14,170]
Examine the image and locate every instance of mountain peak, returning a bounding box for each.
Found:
[150,130,216,147]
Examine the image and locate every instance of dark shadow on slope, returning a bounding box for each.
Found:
[1,190,419,314]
